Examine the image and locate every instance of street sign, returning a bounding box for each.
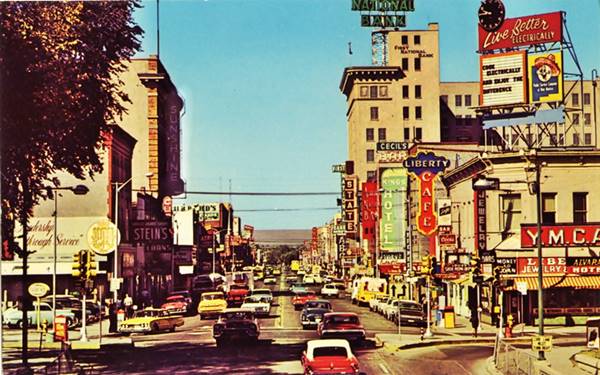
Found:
[531,335,553,352]
[87,220,120,255]
[28,282,50,298]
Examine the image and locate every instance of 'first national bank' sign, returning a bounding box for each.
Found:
[351,0,415,28]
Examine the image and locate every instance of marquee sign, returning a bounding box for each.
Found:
[403,152,450,236]
[521,224,600,248]
[480,51,527,106]
[478,12,563,52]
[517,257,600,275]
[351,0,415,28]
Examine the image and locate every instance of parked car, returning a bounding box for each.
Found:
[41,295,84,325]
[317,313,365,343]
[241,295,271,317]
[392,300,426,327]
[292,291,318,311]
[301,339,360,375]
[301,300,332,329]
[198,291,228,319]
[320,283,341,298]
[368,295,386,312]
[383,300,400,320]
[161,295,190,315]
[118,308,183,335]
[212,308,260,346]
[250,288,273,304]
[377,297,393,314]
[3,302,77,329]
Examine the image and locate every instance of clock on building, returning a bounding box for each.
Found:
[478,0,505,32]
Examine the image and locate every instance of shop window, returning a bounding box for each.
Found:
[584,93,591,105]
[414,57,421,71]
[370,107,379,121]
[378,128,386,141]
[573,192,587,223]
[455,95,462,107]
[403,106,409,120]
[366,128,374,141]
[366,149,375,163]
[415,106,422,120]
[402,85,409,99]
[500,194,521,234]
[414,35,421,45]
[415,85,422,99]
[542,193,556,224]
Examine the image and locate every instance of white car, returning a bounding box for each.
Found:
[369,296,386,311]
[263,276,277,285]
[383,300,400,320]
[313,275,323,284]
[241,296,271,317]
[320,284,340,298]
[250,288,273,304]
[377,297,393,314]
[303,275,315,285]
[3,302,77,328]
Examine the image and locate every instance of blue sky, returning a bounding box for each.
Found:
[133,0,600,230]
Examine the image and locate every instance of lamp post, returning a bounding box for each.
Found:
[51,184,89,325]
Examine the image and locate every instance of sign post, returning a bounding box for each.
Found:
[28,283,49,332]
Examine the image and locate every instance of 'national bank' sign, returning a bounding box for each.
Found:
[351,0,415,28]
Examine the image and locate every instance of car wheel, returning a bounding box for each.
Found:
[17,320,24,329]
[170,325,176,332]
[151,323,160,333]
[69,316,80,328]
[215,338,225,347]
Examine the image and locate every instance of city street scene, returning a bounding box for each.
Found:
[1,0,599,374]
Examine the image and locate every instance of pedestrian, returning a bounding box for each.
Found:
[124,293,133,318]
[108,301,118,333]
[470,309,479,337]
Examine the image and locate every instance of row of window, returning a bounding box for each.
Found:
[502,192,588,230]
[506,132,593,146]
[571,93,592,106]
[572,113,592,125]
[441,94,474,107]
[369,106,423,121]
[403,85,422,99]
[360,85,389,99]
[400,35,421,46]
[366,127,422,143]
[401,57,421,72]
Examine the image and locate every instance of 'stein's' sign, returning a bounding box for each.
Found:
[478,12,562,52]
[480,51,527,106]
[403,152,450,236]
[521,224,600,248]
[351,0,415,28]
[528,51,563,103]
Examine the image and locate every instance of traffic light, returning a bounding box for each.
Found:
[72,250,86,278]
[470,254,481,275]
[86,250,97,279]
[420,255,430,275]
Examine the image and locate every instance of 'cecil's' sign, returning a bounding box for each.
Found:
[403,152,450,236]
[521,224,600,248]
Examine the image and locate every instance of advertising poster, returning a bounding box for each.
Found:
[528,51,563,103]
[480,51,527,106]
[379,168,407,252]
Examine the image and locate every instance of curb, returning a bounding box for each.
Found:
[377,336,534,351]
[573,353,600,374]
[2,338,133,351]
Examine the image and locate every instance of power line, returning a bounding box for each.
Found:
[236,207,338,212]
[182,190,339,196]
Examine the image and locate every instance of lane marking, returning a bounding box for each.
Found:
[378,363,391,374]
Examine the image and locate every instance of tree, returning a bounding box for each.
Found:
[0,2,143,365]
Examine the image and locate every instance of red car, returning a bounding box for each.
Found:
[317,313,365,343]
[161,295,190,315]
[301,339,360,374]
[293,291,318,311]
[227,285,250,306]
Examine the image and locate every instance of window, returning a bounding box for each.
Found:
[402,58,409,70]
[572,93,579,106]
[367,171,376,181]
[500,194,521,233]
[465,95,472,107]
[378,128,386,141]
[369,86,378,98]
[542,193,556,224]
[585,133,592,145]
[403,106,409,120]
[366,128,374,141]
[414,57,421,71]
[584,93,591,105]
[585,113,591,125]
[573,192,587,224]
[401,35,408,45]
[414,35,421,45]
[402,85,409,99]
[370,107,379,121]
[360,86,369,97]
[415,106,422,120]
[415,85,422,99]
[403,128,410,141]
[415,127,422,140]
[455,95,462,107]
[441,95,448,104]
[573,133,580,145]
[573,113,580,125]
[366,149,375,163]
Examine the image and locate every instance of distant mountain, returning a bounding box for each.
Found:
[253,229,311,246]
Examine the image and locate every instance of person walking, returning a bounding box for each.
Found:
[124,293,133,318]
[470,309,479,337]
[108,301,118,333]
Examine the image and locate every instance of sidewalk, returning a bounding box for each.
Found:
[374,314,591,374]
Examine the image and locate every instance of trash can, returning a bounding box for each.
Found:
[443,306,455,329]
[586,318,600,348]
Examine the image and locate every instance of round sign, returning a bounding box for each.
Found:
[28,282,50,298]
[87,220,120,255]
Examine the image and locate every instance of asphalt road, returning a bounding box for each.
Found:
[3,275,493,374]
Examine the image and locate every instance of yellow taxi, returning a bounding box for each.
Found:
[198,291,227,319]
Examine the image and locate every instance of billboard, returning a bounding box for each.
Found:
[379,168,407,252]
[521,224,600,248]
[480,51,527,106]
[478,12,563,52]
[343,176,358,237]
[528,51,563,103]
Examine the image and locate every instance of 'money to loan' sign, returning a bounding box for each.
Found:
[403,152,450,236]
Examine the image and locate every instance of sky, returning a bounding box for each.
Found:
[133,0,600,230]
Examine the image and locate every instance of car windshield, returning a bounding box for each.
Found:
[230,285,248,291]
[313,346,349,358]
[305,301,330,309]
[244,296,267,303]
[221,311,253,320]
[166,296,185,302]
[134,310,164,318]
[327,315,359,324]
[202,293,224,301]
[324,284,336,289]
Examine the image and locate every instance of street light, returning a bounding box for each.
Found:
[51,184,89,324]
[208,227,228,275]
[112,172,153,302]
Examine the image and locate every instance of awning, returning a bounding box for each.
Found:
[447,275,476,287]
[507,275,600,290]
